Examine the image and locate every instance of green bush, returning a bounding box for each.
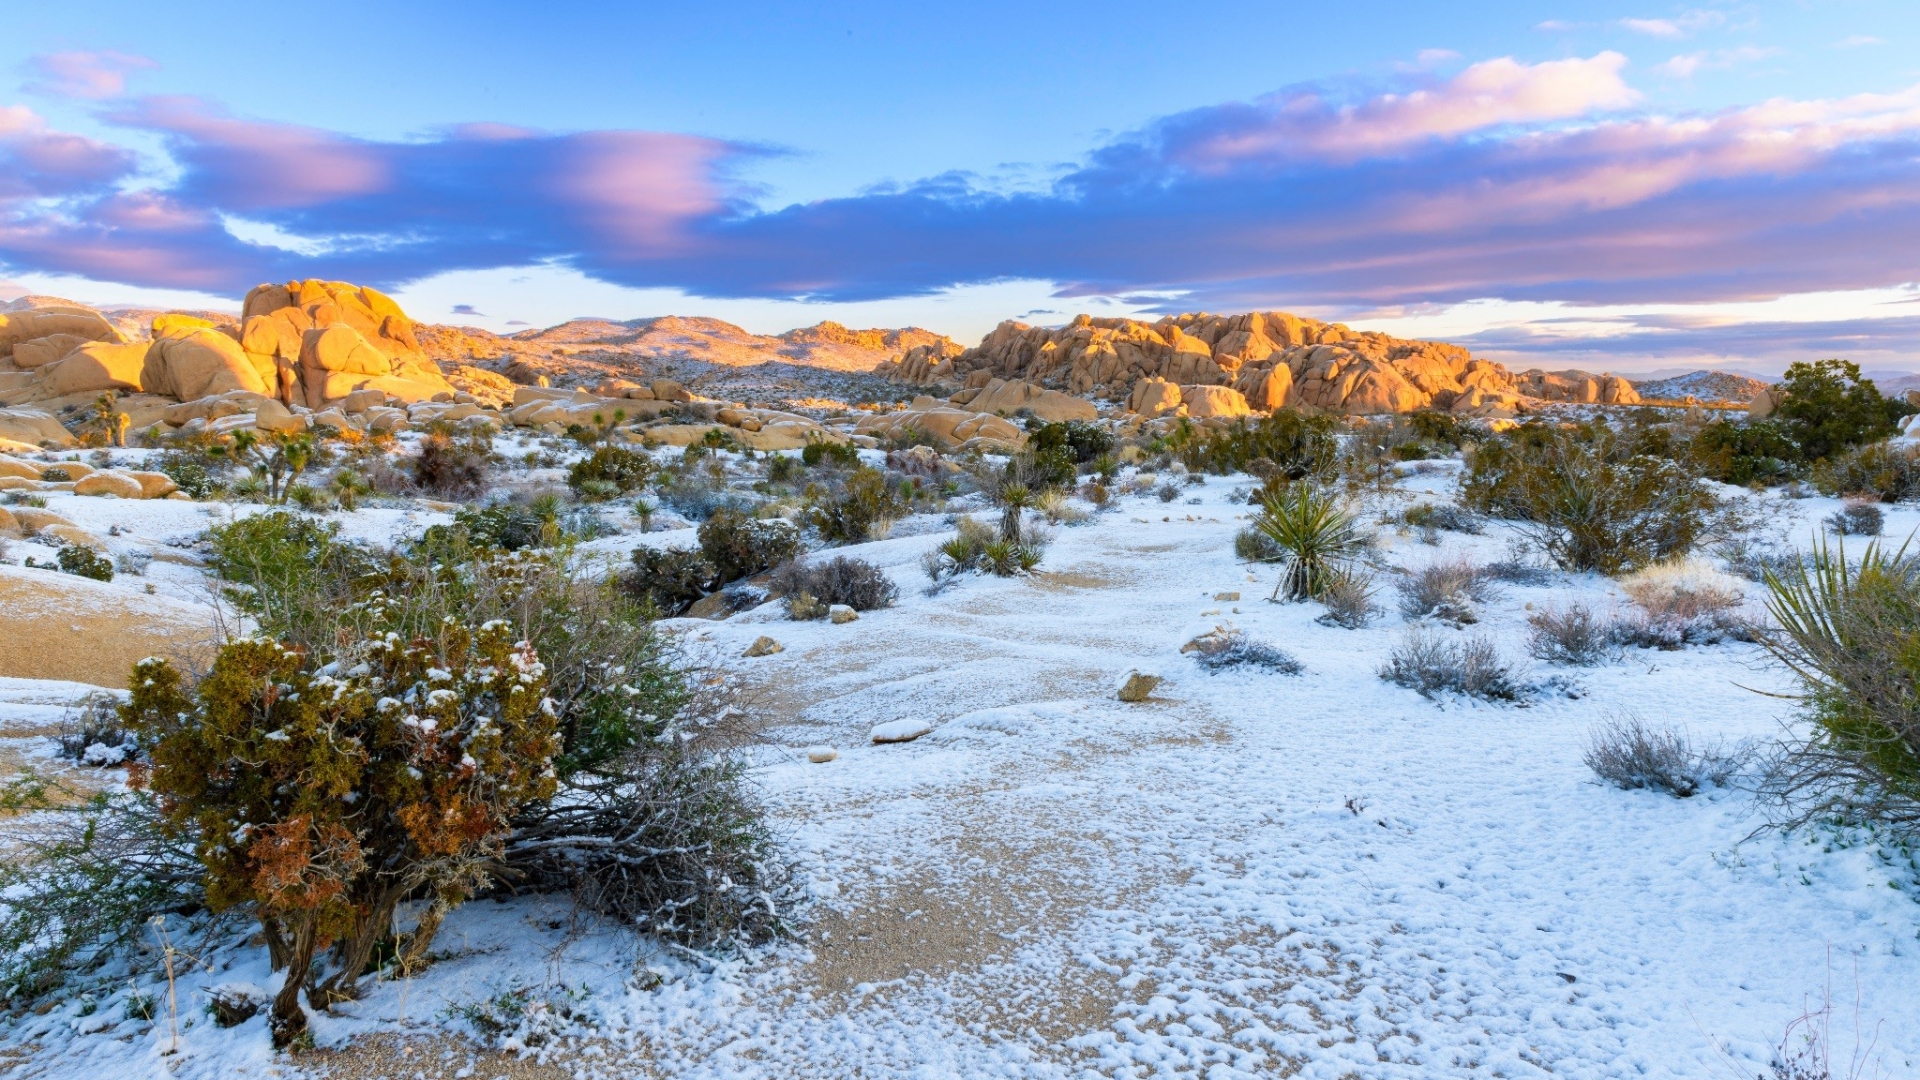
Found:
[56,545,114,581]
[449,495,571,551]
[1691,418,1800,487]
[801,440,861,469]
[568,445,653,501]
[154,450,223,499]
[1460,426,1726,574]
[806,466,910,543]
[1173,410,1342,477]
[698,509,802,583]
[622,547,718,615]
[1026,420,1113,464]
[1771,358,1905,463]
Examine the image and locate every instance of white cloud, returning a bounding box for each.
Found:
[1620,10,1725,39]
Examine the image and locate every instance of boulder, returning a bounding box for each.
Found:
[1129,377,1183,416]
[805,746,838,763]
[1117,672,1161,702]
[33,342,150,397]
[0,505,17,534]
[0,307,124,361]
[0,409,75,447]
[0,456,41,480]
[41,524,106,550]
[967,378,1098,422]
[164,391,275,426]
[11,334,95,369]
[828,604,859,624]
[651,379,692,403]
[1748,388,1777,419]
[152,313,217,338]
[253,397,307,434]
[74,470,145,499]
[744,636,784,657]
[143,329,270,401]
[870,718,933,744]
[11,506,76,533]
[1181,385,1252,419]
[127,470,179,499]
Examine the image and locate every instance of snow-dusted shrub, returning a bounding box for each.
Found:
[1233,525,1285,564]
[125,623,560,1045]
[1826,500,1884,537]
[1185,628,1302,674]
[52,693,135,766]
[770,556,897,614]
[621,547,717,615]
[1812,440,1920,503]
[1156,481,1182,502]
[1396,557,1496,625]
[54,544,113,582]
[807,466,910,543]
[1616,558,1752,648]
[1315,568,1379,629]
[699,509,801,584]
[1399,501,1483,542]
[1584,714,1748,797]
[927,515,1042,580]
[567,444,653,502]
[1379,628,1525,702]
[1527,603,1613,665]
[1718,536,1807,583]
[1758,537,1920,833]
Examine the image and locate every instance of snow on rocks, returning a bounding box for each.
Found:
[869,717,934,743]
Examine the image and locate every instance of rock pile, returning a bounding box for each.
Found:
[881,311,1640,419]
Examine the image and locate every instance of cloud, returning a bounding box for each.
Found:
[1453,312,1920,371]
[23,51,157,100]
[451,303,484,316]
[1,52,1919,318]
[1836,35,1885,48]
[1655,46,1783,79]
[1620,11,1724,39]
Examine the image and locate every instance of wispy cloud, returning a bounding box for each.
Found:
[1655,46,1784,79]
[22,51,157,100]
[1620,10,1726,39]
[1836,35,1885,48]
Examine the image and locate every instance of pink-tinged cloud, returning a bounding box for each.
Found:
[0,105,136,199]
[0,52,1918,315]
[24,50,158,100]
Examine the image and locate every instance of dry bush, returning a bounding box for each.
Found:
[1315,568,1380,628]
[412,430,492,499]
[52,693,135,766]
[1584,713,1749,797]
[1184,627,1303,674]
[1396,557,1496,625]
[1527,603,1614,665]
[768,555,898,614]
[1379,628,1525,701]
[1827,500,1884,537]
[1616,557,1752,648]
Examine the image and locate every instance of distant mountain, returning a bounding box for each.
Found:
[502,315,955,373]
[1630,370,1770,403]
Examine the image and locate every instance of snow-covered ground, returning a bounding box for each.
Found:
[4,460,1918,1078]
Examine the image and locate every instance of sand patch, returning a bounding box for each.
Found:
[0,566,220,688]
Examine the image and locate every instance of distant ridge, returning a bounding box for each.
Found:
[1630,370,1768,403]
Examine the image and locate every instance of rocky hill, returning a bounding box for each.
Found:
[1630,370,1770,404]
[880,311,1639,417]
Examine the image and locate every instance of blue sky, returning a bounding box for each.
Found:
[2,0,1918,372]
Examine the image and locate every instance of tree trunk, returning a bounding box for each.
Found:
[270,919,319,1048]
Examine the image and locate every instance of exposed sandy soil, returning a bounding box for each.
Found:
[0,566,220,688]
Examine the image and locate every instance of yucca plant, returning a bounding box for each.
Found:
[1759,535,1920,830]
[1252,483,1366,602]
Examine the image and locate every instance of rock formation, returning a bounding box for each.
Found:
[880,311,1638,418]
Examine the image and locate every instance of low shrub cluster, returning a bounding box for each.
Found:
[698,509,802,582]
[413,430,492,499]
[1248,482,1367,604]
[1395,558,1497,625]
[1585,714,1749,798]
[621,547,718,615]
[924,515,1043,584]
[1379,628,1525,702]
[1527,603,1614,665]
[1184,627,1302,674]
[806,466,910,543]
[567,445,653,501]
[769,556,898,615]
[1614,558,1751,648]
[1169,409,1342,478]
[1826,500,1885,537]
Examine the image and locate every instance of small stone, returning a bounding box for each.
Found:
[871,718,933,744]
[806,746,838,763]
[829,604,859,624]
[744,636,784,657]
[1214,591,1240,601]
[1117,672,1161,703]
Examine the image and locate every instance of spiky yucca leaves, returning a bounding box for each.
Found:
[1759,536,1920,830]
[124,621,560,1046]
[1252,483,1366,602]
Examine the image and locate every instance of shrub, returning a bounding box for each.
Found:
[1527,603,1613,665]
[767,454,804,484]
[769,556,897,613]
[1584,714,1749,797]
[1249,483,1366,602]
[123,624,560,1045]
[1315,568,1380,628]
[412,431,491,499]
[699,509,802,583]
[221,430,316,504]
[1172,410,1341,478]
[655,467,748,520]
[1400,501,1483,535]
[1233,526,1285,564]
[1615,558,1750,648]
[1771,358,1904,463]
[1396,558,1495,625]
[621,547,718,615]
[1814,441,1920,502]
[1460,426,1727,574]
[1156,481,1182,503]
[1185,627,1302,673]
[53,693,136,766]
[801,440,861,468]
[1827,500,1884,537]
[153,450,223,499]
[1757,537,1920,832]
[568,445,652,501]
[1027,419,1114,464]
[807,466,909,543]
[55,544,114,582]
[1691,418,1800,487]
[444,494,610,551]
[1379,629,1525,701]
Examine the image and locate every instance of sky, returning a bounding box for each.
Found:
[2,1,1919,374]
